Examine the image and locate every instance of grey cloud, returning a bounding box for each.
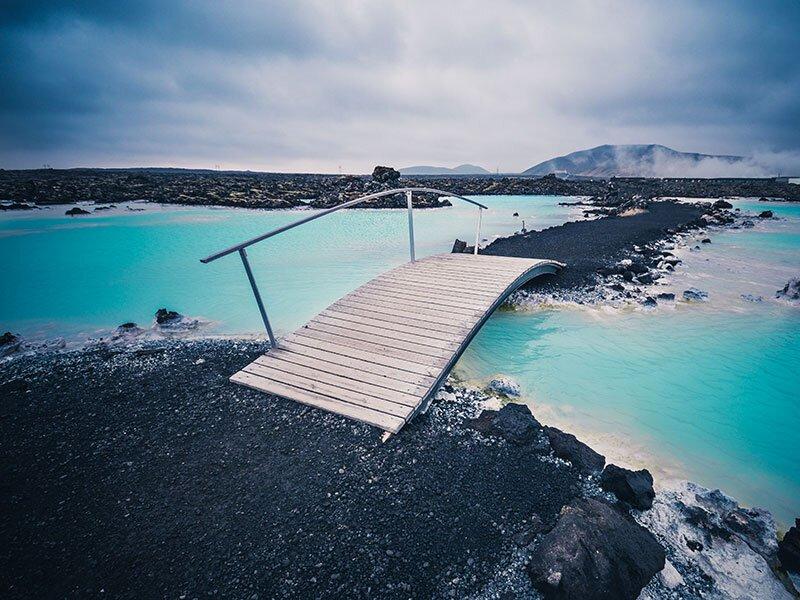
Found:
[1,0,799,173]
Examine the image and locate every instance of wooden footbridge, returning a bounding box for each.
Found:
[202,188,562,434]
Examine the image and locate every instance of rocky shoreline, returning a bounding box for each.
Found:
[2,197,798,598]
[1,337,797,599]
[2,167,799,211]
[469,198,781,311]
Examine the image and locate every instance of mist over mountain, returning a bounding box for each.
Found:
[522,144,774,178]
[399,164,491,175]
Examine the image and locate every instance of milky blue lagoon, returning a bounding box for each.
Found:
[2,196,798,526]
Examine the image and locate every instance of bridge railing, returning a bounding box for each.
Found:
[200,187,489,348]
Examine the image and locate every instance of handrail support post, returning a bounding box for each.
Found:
[406,190,416,262]
[238,248,278,348]
[474,207,483,255]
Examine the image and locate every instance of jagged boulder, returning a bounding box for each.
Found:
[371,165,400,184]
[544,426,605,473]
[600,464,655,510]
[527,498,665,600]
[779,519,800,573]
[451,239,467,253]
[468,403,548,449]
[712,199,733,209]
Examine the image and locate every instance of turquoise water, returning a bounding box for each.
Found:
[459,199,800,527]
[0,196,579,340]
[1,196,798,526]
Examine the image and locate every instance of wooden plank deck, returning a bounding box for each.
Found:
[230,253,564,433]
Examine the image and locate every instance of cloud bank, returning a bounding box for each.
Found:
[1,0,799,173]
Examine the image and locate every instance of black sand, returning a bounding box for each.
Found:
[1,341,579,599]
[0,201,711,598]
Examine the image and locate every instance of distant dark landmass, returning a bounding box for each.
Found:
[399,164,491,175]
[1,167,799,211]
[523,144,756,178]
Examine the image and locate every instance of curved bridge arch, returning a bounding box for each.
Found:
[231,253,563,433]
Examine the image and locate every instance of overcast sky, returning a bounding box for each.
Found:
[2,1,799,173]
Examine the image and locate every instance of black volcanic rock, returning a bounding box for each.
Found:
[776,278,800,302]
[544,426,605,473]
[712,199,733,209]
[758,210,773,218]
[469,403,548,449]
[1,332,22,357]
[371,165,400,183]
[451,239,468,253]
[155,308,182,325]
[779,519,800,572]
[65,206,90,216]
[527,497,665,600]
[600,464,655,510]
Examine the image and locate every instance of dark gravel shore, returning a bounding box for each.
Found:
[482,200,705,291]
[3,199,792,599]
[0,340,581,599]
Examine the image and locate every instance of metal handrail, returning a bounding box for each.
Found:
[201,187,487,263]
[200,187,489,347]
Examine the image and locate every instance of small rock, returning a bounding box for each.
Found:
[701,238,711,243]
[758,210,774,219]
[740,294,763,303]
[683,288,708,302]
[434,388,456,403]
[742,219,755,228]
[109,322,145,344]
[156,308,182,325]
[776,278,800,302]
[656,292,675,301]
[713,199,733,209]
[154,308,200,330]
[0,331,22,357]
[641,296,657,308]
[600,464,655,510]
[622,270,634,282]
[65,206,91,216]
[486,376,521,398]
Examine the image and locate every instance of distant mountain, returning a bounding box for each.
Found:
[522,144,749,178]
[399,164,491,175]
